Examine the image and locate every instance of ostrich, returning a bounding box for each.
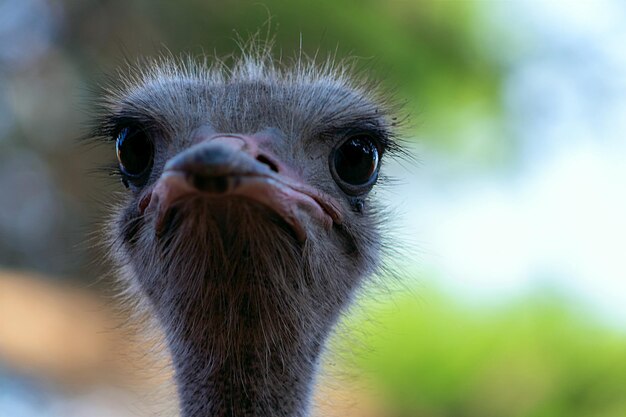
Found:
[94,48,403,417]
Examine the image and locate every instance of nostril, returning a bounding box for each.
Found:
[256,154,279,173]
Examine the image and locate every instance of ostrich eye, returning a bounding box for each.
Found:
[331,135,380,195]
[116,127,154,180]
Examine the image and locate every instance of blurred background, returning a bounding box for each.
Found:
[1,0,625,416]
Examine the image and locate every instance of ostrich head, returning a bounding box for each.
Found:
[95,50,402,417]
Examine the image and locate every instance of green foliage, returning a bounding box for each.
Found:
[339,288,626,417]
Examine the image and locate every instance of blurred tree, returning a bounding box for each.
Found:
[339,287,626,417]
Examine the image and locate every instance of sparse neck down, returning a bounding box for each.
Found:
[156,266,341,417]
[170,325,325,417]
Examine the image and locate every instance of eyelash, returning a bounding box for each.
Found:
[337,130,388,155]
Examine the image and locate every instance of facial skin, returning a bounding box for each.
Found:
[95,55,402,417]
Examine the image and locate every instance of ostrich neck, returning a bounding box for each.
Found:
[157,269,335,417]
[170,328,324,417]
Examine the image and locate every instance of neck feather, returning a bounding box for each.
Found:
[169,314,326,417]
[156,267,339,417]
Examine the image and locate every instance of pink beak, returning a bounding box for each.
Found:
[139,133,343,242]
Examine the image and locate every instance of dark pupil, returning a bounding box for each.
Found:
[334,137,378,185]
[116,128,152,177]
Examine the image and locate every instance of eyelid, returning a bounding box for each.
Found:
[105,112,155,140]
[319,126,388,148]
[342,131,387,155]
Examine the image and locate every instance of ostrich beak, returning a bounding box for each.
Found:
[141,134,343,241]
